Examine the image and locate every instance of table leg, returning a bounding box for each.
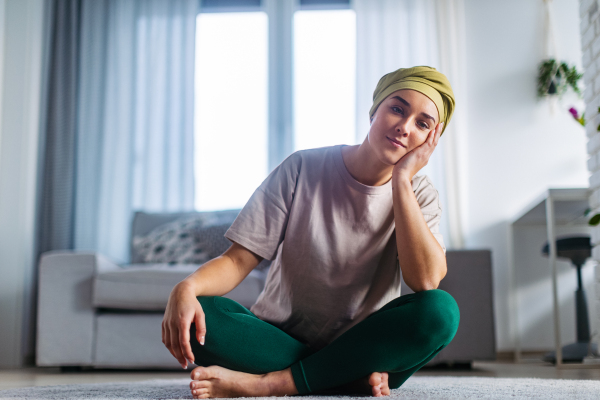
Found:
[508,224,521,363]
[546,195,562,367]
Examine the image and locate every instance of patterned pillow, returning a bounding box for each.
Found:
[193,224,271,271]
[132,216,215,265]
[194,223,234,260]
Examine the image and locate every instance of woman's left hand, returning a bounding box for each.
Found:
[392,122,443,183]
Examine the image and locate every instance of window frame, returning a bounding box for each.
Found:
[198,0,351,171]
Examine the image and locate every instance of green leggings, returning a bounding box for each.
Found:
[189,289,460,395]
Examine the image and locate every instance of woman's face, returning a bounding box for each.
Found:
[368,89,440,165]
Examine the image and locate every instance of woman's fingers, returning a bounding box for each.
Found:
[196,306,207,345]
[429,122,443,147]
[163,318,182,364]
[170,324,187,368]
[163,323,178,360]
[179,319,195,365]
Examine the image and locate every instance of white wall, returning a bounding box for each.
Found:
[463,0,589,352]
[0,0,45,367]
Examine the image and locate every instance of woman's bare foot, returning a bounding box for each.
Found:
[324,371,390,397]
[189,365,298,399]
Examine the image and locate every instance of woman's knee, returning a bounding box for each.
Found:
[413,289,460,344]
[197,295,253,316]
[196,295,215,310]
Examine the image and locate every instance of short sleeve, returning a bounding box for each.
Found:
[224,152,301,261]
[413,175,446,255]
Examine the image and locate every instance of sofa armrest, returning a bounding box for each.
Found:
[36,250,121,366]
[400,249,496,364]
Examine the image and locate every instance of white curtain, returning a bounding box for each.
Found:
[74,0,198,263]
[352,0,467,249]
[435,0,468,250]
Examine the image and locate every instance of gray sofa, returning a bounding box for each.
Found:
[36,209,496,369]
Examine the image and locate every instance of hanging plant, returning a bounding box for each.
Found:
[537,59,582,98]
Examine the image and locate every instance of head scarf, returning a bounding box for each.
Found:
[369,66,455,136]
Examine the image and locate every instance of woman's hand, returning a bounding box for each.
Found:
[392,122,443,183]
[162,281,206,369]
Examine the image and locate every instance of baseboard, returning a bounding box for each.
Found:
[496,350,549,362]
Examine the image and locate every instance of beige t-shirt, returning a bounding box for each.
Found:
[224,144,445,350]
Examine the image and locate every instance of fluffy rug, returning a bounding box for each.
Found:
[0,376,599,399]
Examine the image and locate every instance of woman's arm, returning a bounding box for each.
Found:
[392,176,447,292]
[181,241,264,296]
[390,123,446,292]
[162,242,264,369]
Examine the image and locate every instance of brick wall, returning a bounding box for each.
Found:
[581,0,600,349]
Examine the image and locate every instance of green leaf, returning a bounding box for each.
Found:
[589,213,600,226]
[584,207,592,216]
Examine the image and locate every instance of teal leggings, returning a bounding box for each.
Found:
[189,289,460,395]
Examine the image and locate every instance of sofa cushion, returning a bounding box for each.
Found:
[92,263,267,310]
[132,216,214,264]
[130,210,241,264]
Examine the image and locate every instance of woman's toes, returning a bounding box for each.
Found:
[369,372,382,387]
[192,388,209,399]
[190,381,201,389]
[191,366,210,381]
[372,384,382,397]
[380,372,390,396]
[368,372,391,397]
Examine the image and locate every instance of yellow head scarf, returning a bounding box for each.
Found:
[369,66,455,136]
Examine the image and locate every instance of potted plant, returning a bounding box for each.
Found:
[537,59,582,98]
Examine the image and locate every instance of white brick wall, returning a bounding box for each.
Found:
[580,0,600,345]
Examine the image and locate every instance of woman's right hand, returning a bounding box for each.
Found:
[162,280,206,369]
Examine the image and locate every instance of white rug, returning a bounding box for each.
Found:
[0,376,599,399]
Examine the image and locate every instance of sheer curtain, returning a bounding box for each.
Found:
[73,0,198,263]
[38,0,199,266]
[352,0,466,249]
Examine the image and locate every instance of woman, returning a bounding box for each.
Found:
[162,66,460,399]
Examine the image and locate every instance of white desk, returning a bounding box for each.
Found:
[509,188,600,368]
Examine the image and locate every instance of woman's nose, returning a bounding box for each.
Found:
[396,118,412,135]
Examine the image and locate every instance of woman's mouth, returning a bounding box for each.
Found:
[387,137,406,148]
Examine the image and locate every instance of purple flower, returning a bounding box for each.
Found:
[568,107,586,127]
[569,107,579,119]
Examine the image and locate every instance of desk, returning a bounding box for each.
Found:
[509,188,600,368]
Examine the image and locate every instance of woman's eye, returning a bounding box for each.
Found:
[392,106,403,114]
[418,122,429,129]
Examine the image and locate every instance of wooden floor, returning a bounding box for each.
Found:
[1,359,600,390]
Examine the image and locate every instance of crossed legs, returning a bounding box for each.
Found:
[188,289,460,398]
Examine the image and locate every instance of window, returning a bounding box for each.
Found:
[293,8,356,152]
[194,0,353,211]
[194,11,268,212]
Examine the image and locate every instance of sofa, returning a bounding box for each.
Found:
[36,209,496,369]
